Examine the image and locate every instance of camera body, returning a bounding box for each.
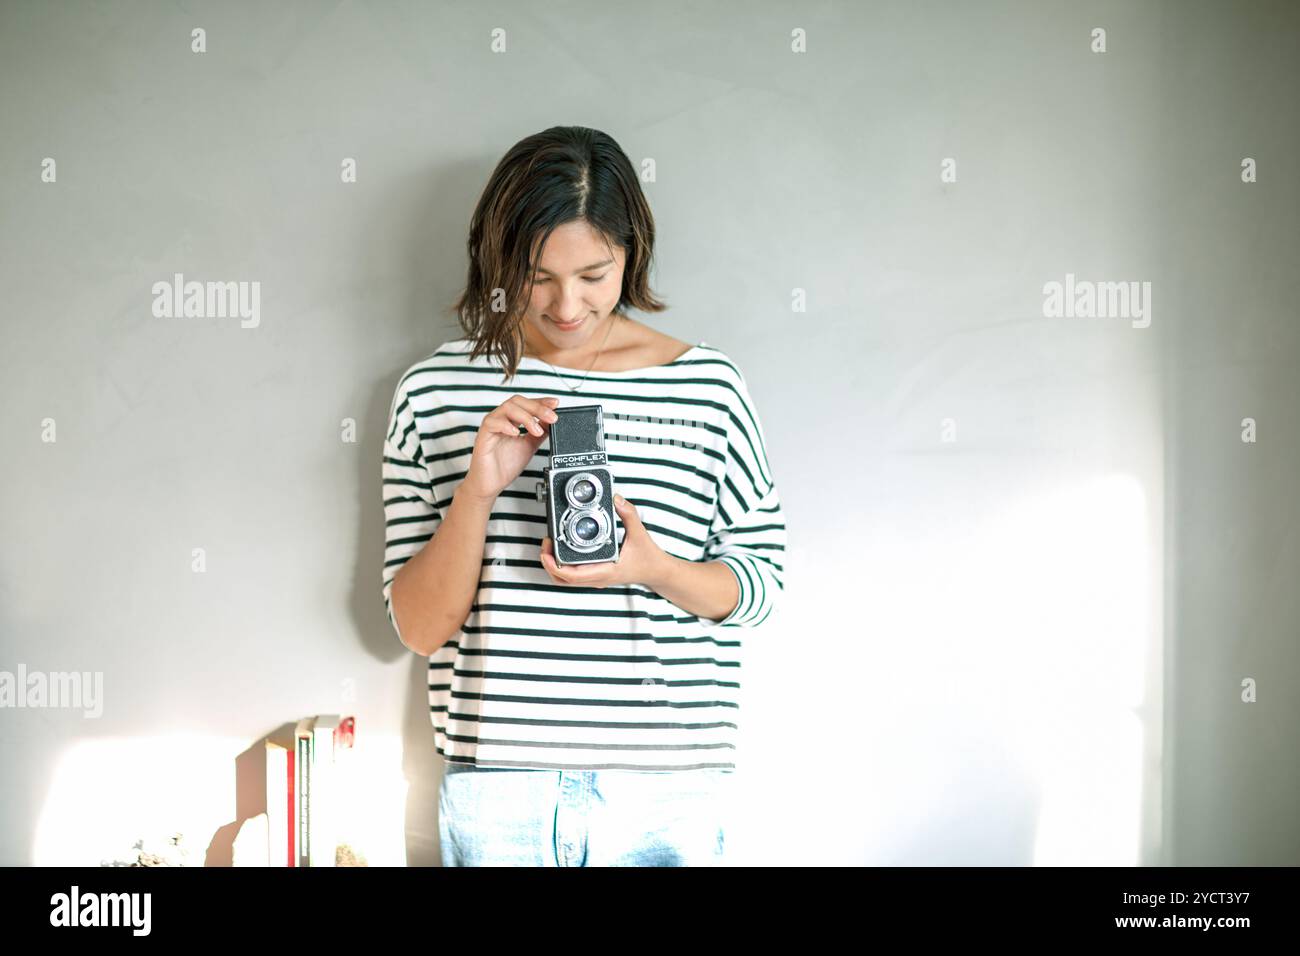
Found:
[535,404,620,566]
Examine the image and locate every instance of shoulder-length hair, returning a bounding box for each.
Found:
[450,126,667,381]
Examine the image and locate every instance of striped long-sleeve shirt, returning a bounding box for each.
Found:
[381,337,787,771]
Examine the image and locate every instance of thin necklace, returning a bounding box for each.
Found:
[534,314,619,393]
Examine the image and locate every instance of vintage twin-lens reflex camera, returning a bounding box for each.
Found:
[534,404,620,566]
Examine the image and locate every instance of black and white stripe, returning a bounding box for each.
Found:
[381,338,786,771]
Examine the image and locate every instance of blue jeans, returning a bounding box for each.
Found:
[438,763,735,867]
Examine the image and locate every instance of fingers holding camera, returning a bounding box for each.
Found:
[464,396,564,501]
[539,536,568,581]
[540,535,616,588]
[503,396,560,438]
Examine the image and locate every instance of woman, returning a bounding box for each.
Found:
[381,126,787,866]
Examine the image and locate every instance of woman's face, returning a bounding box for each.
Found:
[522,220,626,352]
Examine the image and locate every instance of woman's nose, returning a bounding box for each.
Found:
[550,286,588,317]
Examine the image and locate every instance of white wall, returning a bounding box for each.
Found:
[1,0,1296,866]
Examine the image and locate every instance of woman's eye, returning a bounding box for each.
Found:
[533,274,607,284]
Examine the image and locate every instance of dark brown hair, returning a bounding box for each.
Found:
[450,126,667,381]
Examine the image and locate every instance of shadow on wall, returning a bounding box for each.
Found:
[345,157,497,867]
[210,717,442,867]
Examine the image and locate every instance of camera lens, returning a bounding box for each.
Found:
[565,472,602,509]
[561,506,610,553]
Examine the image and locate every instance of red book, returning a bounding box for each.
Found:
[264,738,294,867]
[286,744,295,867]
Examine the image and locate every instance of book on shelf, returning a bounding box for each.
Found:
[264,737,293,867]
[264,714,357,867]
[310,716,340,868]
[294,717,314,867]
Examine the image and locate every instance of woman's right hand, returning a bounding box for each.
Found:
[459,394,561,504]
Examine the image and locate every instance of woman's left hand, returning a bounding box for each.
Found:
[541,494,667,589]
